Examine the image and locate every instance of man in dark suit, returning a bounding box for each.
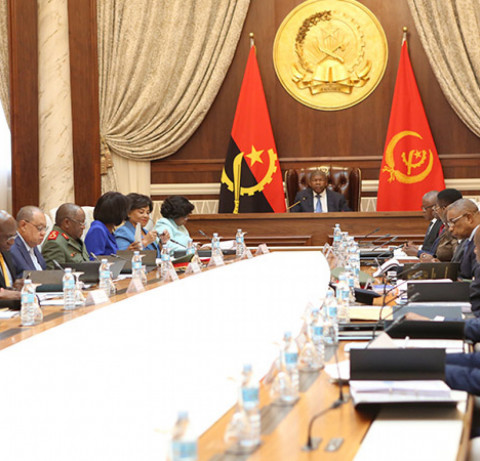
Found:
[0,210,21,307]
[403,190,441,256]
[290,170,351,213]
[10,206,47,278]
[445,198,480,279]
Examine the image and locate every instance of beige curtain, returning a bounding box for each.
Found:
[408,0,480,137]
[97,0,250,192]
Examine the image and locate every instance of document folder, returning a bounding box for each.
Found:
[401,262,459,280]
[384,319,465,340]
[407,281,470,302]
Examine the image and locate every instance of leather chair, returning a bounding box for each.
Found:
[284,166,362,211]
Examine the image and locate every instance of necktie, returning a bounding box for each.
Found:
[0,253,12,287]
[315,194,323,213]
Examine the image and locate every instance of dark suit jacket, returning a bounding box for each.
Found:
[445,352,480,395]
[459,238,476,279]
[0,251,21,310]
[290,187,351,213]
[422,219,442,254]
[10,236,47,279]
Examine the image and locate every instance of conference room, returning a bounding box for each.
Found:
[0,0,480,460]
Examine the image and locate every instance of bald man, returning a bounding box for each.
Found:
[403,190,441,256]
[10,206,47,278]
[0,210,21,307]
[446,198,480,279]
[41,203,90,269]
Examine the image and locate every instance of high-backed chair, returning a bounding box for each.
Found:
[285,166,362,211]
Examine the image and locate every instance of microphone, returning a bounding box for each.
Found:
[367,233,391,246]
[370,290,421,342]
[370,235,398,251]
[110,253,128,260]
[381,271,423,306]
[287,196,307,211]
[90,252,99,261]
[52,259,64,270]
[198,229,209,238]
[170,238,187,249]
[357,228,381,246]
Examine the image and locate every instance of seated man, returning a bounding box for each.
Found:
[0,210,21,308]
[445,198,480,279]
[10,206,47,278]
[42,203,89,269]
[409,188,461,262]
[403,190,441,256]
[290,170,351,213]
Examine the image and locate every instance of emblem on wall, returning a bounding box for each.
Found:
[273,0,388,111]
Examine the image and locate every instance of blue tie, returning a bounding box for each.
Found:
[315,194,323,213]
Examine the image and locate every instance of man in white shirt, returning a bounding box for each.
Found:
[290,170,351,212]
[10,206,47,278]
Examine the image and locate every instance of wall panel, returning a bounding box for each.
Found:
[152,0,480,191]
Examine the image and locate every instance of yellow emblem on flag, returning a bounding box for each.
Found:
[382,130,434,184]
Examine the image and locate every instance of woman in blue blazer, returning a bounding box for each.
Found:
[85,192,128,258]
[115,193,169,256]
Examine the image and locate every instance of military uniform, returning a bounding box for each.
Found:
[42,225,90,269]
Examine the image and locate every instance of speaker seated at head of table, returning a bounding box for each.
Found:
[285,166,361,212]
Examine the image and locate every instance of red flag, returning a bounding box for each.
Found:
[219,46,286,213]
[377,41,445,211]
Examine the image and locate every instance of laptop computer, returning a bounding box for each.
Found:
[401,262,459,280]
[59,259,125,283]
[106,250,157,273]
[407,281,470,302]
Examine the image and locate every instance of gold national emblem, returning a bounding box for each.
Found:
[273,0,388,111]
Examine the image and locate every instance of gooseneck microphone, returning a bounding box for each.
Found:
[302,346,346,452]
[286,196,307,211]
[198,229,209,238]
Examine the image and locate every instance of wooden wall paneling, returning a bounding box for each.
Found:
[8,0,39,213]
[67,0,101,206]
[152,0,480,188]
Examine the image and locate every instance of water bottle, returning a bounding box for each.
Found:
[332,223,342,251]
[62,267,76,310]
[211,232,222,258]
[131,251,144,286]
[336,273,350,323]
[344,263,356,303]
[323,288,339,345]
[282,331,299,399]
[235,229,245,259]
[186,239,195,256]
[169,411,197,461]
[310,309,325,367]
[239,364,260,448]
[20,279,39,326]
[98,258,111,295]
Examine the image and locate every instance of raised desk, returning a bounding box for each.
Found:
[0,252,471,461]
[187,212,427,247]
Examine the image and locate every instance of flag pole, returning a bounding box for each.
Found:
[402,26,407,45]
[249,32,255,48]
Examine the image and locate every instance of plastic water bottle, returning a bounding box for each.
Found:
[332,224,342,250]
[336,273,350,323]
[211,232,222,258]
[239,364,261,448]
[98,258,111,295]
[20,279,38,326]
[169,411,197,461]
[235,229,245,259]
[186,239,195,256]
[324,288,339,345]
[62,267,76,310]
[282,331,299,399]
[310,309,325,367]
[130,251,145,287]
[344,263,356,303]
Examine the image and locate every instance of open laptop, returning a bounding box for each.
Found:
[401,262,459,280]
[60,259,125,283]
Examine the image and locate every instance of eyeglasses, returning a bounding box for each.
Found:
[3,234,16,243]
[25,220,47,232]
[422,205,434,211]
[446,213,468,227]
[433,204,445,210]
